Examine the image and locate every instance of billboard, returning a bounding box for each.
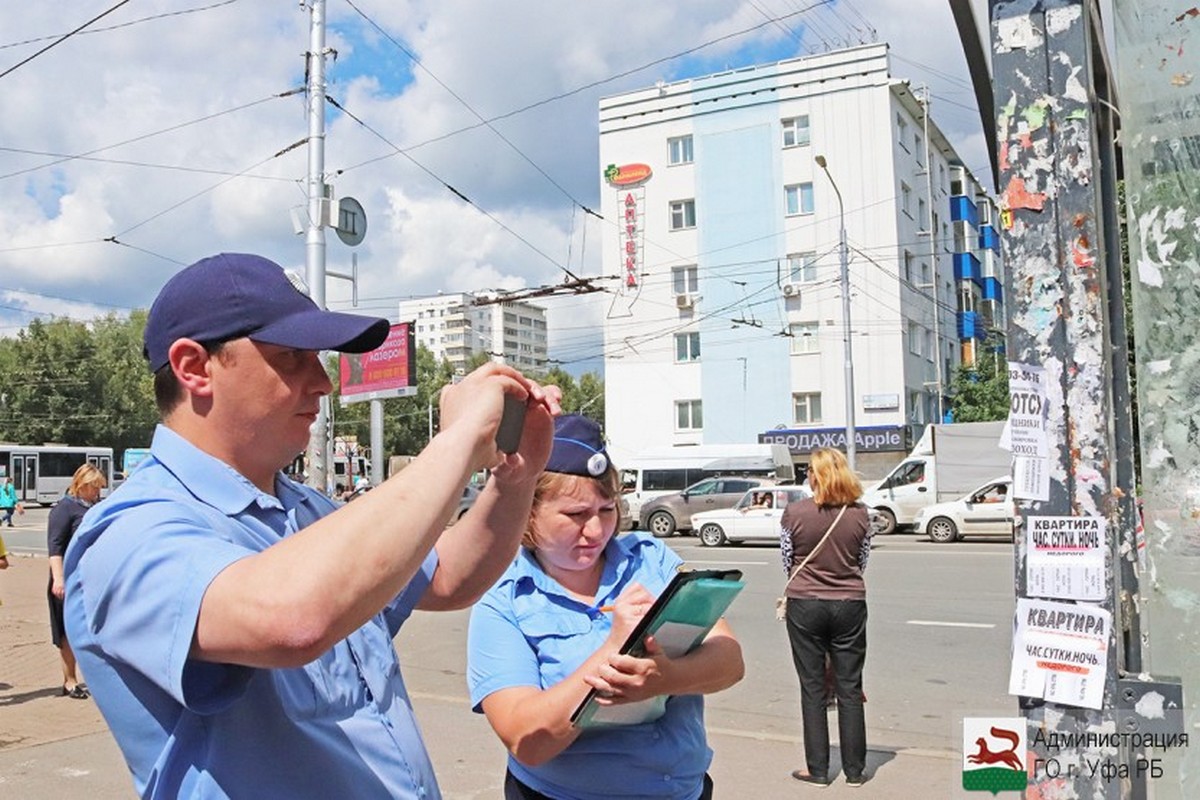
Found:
[339,321,417,405]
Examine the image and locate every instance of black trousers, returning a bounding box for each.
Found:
[504,769,714,799]
[784,597,868,779]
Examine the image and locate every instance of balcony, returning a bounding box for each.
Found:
[953,252,982,283]
[978,224,1001,252]
[949,195,979,227]
[957,310,982,340]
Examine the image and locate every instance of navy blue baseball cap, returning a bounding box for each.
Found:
[545,415,611,477]
[143,253,390,372]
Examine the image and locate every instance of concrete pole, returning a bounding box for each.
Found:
[304,0,330,494]
[989,1,1129,795]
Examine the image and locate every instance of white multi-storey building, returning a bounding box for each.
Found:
[398,293,548,374]
[599,44,1002,475]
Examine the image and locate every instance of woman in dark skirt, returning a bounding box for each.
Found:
[48,463,107,699]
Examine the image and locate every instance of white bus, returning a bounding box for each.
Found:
[0,445,115,506]
[619,443,795,524]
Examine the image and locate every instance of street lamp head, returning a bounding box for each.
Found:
[814,154,828,168]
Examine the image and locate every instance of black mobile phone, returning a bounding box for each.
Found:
[495,395,527,454]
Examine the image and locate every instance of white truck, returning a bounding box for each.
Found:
[861,421,1009,534]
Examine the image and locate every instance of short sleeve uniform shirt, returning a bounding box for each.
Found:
[467,532,711,800]
[64,425,440,799]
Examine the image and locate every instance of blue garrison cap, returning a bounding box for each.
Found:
[545,415,610,477]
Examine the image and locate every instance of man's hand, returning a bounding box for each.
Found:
[437,363,561,476]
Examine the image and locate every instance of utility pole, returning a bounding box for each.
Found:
[815,155,856,471]
[304,0,331,494]
[989,2,1159,796]
[919,84,944,423]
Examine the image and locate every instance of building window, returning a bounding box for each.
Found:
[790,322,819,354]
[672,264,699,294]
[925,329,935,361]
[910,391,925,424]
[676,400,703,430]
[918,197,927,226]
[915,133,924,163]
[901,182,912,216]
[785,182,814,216]
[909,321,924,356]
[903,250,914,283]
[668,135,694,165]
[670,199,696,230]
[920,261,931,286]
[897,114,909,150]
[782,115,810,148]
[788,251,817,283]
[675,332,701,362]
[793,392,822,425]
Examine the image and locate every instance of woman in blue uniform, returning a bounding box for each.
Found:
[467,415,744,800]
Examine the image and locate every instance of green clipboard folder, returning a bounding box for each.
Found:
[570,568,744,729]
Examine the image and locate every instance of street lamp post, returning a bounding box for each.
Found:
[815,155,856,471]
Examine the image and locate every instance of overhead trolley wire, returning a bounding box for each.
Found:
[0,0,135,81]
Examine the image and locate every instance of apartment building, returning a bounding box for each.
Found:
[598,43,1002,473]
[398,293,548,374]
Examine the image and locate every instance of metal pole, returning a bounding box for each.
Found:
[304,0,330,494]
[370,400,384,486]
[816,155,856,471]
[920,85,944,422]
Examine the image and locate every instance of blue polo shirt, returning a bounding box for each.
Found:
[467,533,711,800]
[64,425,441,799]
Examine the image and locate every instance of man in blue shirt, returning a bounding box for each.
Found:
[64,253,560,799]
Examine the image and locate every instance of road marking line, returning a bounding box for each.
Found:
[907,620,996,629]
[705,727,959,760]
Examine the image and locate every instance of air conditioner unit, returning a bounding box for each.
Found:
[781,283,801,299]
[675,293,695,309]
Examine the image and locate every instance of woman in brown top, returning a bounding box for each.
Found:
[779,448,872,788]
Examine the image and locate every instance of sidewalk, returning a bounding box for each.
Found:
[0,552,109,750]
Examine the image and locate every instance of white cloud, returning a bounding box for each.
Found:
[0,0,994,372]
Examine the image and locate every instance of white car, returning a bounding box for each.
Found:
[913,477,1014,543]
[691,486,812,547]
[451,484,481,523]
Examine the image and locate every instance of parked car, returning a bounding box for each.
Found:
[691,486,813,547]
[450,484,481,523]
[912,477,1014,543]
[639,476,779,538]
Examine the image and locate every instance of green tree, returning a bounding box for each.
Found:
[0,313,157,458]
[92,311,158,456]
[947,336,1009,422]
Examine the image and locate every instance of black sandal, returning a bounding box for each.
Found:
[63,685,89,699]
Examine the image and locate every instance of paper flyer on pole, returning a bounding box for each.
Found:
[1003,362,1050,501]
[1009,598,1110,710]
[1025,516,1106,601]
